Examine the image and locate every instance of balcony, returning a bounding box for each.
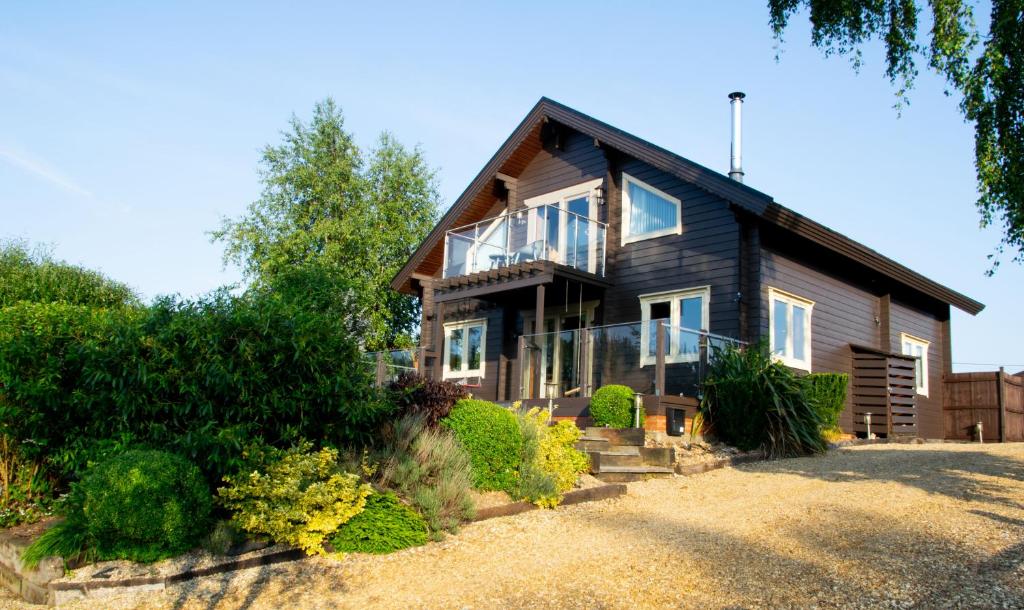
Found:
[443,205,607,280]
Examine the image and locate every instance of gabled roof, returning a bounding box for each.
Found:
[393,97,984,316]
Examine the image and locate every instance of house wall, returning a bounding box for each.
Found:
[758,241,880,432]
[887,298,948,439]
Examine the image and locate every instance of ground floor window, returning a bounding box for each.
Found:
[900,333,929,396]
[768,287,814,371]
[443,319,486,379]
[638,286,710,366]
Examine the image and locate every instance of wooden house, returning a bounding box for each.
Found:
[390,97,984,438]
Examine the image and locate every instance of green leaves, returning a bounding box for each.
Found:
[0,240,140,309]
[768,0,1024,269]
[212,99,440,347]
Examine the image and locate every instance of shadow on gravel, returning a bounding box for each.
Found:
[762,447,1024,509]
[590,500,1024,608]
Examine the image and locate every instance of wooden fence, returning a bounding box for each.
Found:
[943,369,1024,442]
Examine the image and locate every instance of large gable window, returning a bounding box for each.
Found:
[900,333,929,396]
[443,319,486,379]
[639,286,710,366]
[621,173,682,245]
[768,287,813,371]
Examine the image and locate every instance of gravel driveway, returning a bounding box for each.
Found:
[4,443,1023,609]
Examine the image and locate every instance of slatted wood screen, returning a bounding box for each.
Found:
[851,351,918,437]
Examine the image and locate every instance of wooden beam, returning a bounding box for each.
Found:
[998,366,1007,443]
[434,272,553,303]
[532,283,545,399]
[879,294,892,352]
[433,300,445,380]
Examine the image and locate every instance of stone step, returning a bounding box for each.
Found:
[592,465,675,483]
[584,427,646,447]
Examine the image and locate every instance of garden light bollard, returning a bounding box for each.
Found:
[976,421,984,444]
[633,392,643,429]
[865,412,873,439]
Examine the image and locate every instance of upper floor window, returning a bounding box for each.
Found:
[621,173,682,245]
[900,333,929,396]
[769,287,813,371]
[443,319,486,379]
[639,286,710,366]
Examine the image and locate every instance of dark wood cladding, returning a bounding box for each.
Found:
[758,243,879,431]
[851,349,918,437]
[888,298,947,438]
[603,156,741,341]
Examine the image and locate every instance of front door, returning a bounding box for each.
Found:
[523,308,594,399]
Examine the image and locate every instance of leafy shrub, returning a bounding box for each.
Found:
[442,399,522,492]
[590,385,642,429]
[515,409,589,507]
[699,344,826,457]
[389,372,469,427]
[80,450,213,562]
[202,520,247,555]
[0,240,139,308]
[804,373,849,433]
[217,445,371,556]
[23,450,213,566]
[329,492,428,554]
[377,414,475,538]
[0,284,387,486]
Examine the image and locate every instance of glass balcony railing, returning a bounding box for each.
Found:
[518,321,745,399]
[443,205,607,279]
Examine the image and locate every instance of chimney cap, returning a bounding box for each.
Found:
[728,91,746,101]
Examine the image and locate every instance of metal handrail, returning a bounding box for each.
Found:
[447,203,607,235]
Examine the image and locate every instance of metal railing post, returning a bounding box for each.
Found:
[515,335,526,401]
[375,352,386,388]
[579,327,591,397]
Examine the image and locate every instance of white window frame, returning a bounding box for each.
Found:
[900,333,930,396]
[523,178,603,269]
[768,287,814,372]
[638,286,710,366]
[621,172,682,246]
[442,319,487,379]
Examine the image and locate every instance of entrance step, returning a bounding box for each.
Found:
[592,465,675,483]
[584,427,645,447]
[575,437,611,453]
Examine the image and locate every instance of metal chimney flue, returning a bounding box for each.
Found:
[728,91,745,182]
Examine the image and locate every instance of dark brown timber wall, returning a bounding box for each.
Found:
[758,244,879,432]
[943,371,1024,442]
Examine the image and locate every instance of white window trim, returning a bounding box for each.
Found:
[639,286,710,366]
[442,318,487,379]
[768,287,814,372]
[522,178,603,269]
[900,333,930,397]
[621,172,682,246]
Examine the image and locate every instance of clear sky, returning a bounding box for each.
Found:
[2,1,1021,372]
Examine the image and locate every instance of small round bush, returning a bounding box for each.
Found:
[330,492,428,554]
[442,399,522,492]
[81,449,213,562]
[590,385,642,428]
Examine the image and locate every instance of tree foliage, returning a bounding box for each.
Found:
[768,0,1023,269]
[212,99,440,347]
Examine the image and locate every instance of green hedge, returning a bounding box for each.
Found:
[803,373,849,431]
[0,288,387,485]
[330,492,428,554]
[442,399,522,492]
[590,385,642,428]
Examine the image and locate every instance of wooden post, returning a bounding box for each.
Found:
[433,300,445,380]
[655,319,666,396]
[532,283,546,399]
[579,327,591,397]
[998,366,1007,443]
[417,346,427,378]
[879,294,891,352]
[375,352,386,388]
[514,335,526,401]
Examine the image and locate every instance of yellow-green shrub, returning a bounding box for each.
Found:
[217,445,372,555]
[517,408,590,508]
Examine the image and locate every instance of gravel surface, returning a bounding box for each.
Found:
[3,443,1022,609]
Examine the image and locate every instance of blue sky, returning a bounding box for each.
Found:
[2,1,1021,372]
